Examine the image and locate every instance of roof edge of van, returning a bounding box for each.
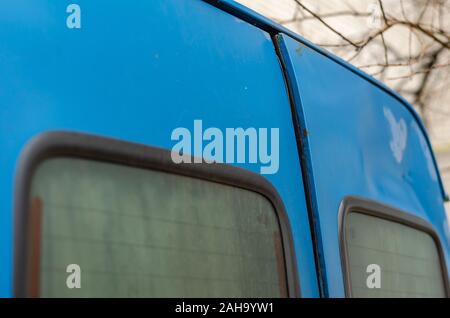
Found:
[202,0,449,202]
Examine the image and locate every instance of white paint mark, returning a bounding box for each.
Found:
[262,31,272,41]
[384,107,407,164]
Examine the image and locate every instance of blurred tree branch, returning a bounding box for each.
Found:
[283,0,450,127]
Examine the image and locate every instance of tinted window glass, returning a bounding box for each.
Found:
[28,158,287,297]
[345,212,446,297]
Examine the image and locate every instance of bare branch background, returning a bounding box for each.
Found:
[238,0,450,144]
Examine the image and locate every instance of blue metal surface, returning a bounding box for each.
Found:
[278,34,450,297]
[0,0,319,297]
[206,0,448,202]
[1,0,448,298]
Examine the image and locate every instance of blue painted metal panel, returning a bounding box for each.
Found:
[0,0,319,297]
[278,34,450,297]
[206,0,447,202]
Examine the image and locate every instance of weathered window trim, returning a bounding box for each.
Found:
[14,131,300,298]
[338,196,450,298]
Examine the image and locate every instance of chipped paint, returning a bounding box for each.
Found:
[262,30,272,41]
[295,46,304,56]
